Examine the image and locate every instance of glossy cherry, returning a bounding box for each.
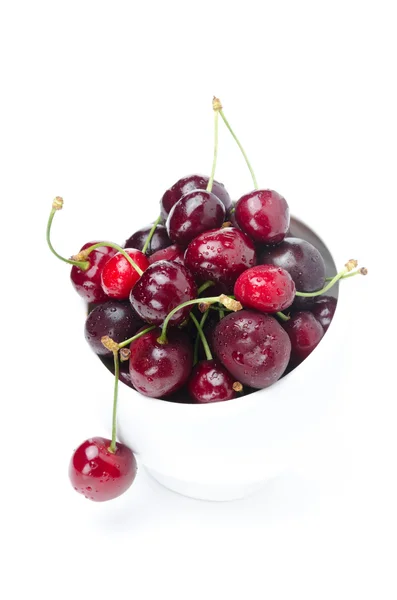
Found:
[188,360,237,403]
[234,264,296,312]
[101,249,149,300]
[235,189,290,244]
[160,174,232,221]
[259,237,326,292]
[311,296,337,332]
[166,190,225,246]
[124,223,171,256]
[129,327,193,397]
[71,242,116,303]
[148,244,185,266]
[213,310,291,388]
[85,300,143,356]
[184,227,256,290]
[69,437,137,502]
[129,260,197,326]
[283,311,324,366]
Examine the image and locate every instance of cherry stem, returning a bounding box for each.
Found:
[325,267,367,281]
[158,294,242,344]
[276,311,290,322]
[190,312,212,361]
[295,260,359,298]
[193,310,209,364]
[117,325,156,349]
[214,97,258,190]
[109,349,119,454]
[206,105,219,194]
[142,216,162,254]
[219,308,225,320]
[198,280,215,295]
[77,241,143,276]
[46,199,90,271]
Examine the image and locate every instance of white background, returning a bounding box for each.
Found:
[1,1,396,599]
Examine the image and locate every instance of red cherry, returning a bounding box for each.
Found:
[148,244,185,266]
[282,311,324,366]
[235,189,290,244]
[311,296,337,332]
[166,190,225,246]
[70,242,116,303]
[69,437,137,502]
[129,327,193,397]
[101,249,149,300]
[184,227,256,290]
[188,360,237,403]
[234,264,296,313]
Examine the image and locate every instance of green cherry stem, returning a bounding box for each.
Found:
[142,216,162,254]
[325,267,368,281]
[117,325,156,349]
[190,313,212,361]
[276,311,290,322]
[193,310,210,364]
[206,103,220,194]
[214,97,258,190]
[197,281,215,295]
[295,259,359,298]
[46,197,90,270]
[109,349,119,453]
[158,294,242,344]
[74,241,143,276]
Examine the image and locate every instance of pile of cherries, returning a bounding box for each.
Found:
[48,98,366,503]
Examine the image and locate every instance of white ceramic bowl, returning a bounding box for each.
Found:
[98,215,343,501]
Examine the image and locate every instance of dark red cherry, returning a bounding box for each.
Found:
[160,174,232,221]
[184,227,256,290]
[70,242,116,303]
[124,223,171,256]
[129,327,193,397]
[282,311,324,366]
[235,189,289,244]
[69,437,137,502]
[311,296,337,332]
[188,360,237,403]
[148,244,185,266]
[166,190,225,246]
[234,264,296,313]
[101,249,149,300]
[84,300,143,357]
[259,237,326,292]
[129,260,197,326]
[213,310,291,388]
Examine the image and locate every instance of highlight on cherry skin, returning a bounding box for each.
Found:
[45,97,368,504]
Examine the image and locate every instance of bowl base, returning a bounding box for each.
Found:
[144,466,273,502]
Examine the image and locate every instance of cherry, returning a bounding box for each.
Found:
[124,223,171,256]
[148,244,185,266]
[69,437,137,502]
[188,360,238,403]
[85,300,143,356]
[166,190,226,246]
[70,242,116,303]
[259,237,326,292]
[311,296,337,332]
[213,310,291,388]
[184,227,256,290]
[129,260,197,326]
[160,174,232,222]
[282,311,324,366]
[101,249,149,300]
[129,327,193,397]
[235,189,290,244]
[234,264,296,313]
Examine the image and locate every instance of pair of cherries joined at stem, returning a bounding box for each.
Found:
[48,97,367,503]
